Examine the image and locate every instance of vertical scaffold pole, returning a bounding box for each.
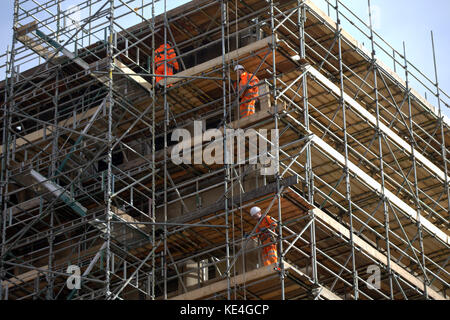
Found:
[47,67,61,299]
[402,42,428,300]
[220,0,231,300]
[151,0,156,301]
[163,0,168,300]
[299,0,318,290]
[270,0,285,300]
[105,0,115,299]
[1,0,21,299]
[368,0,393,299]
[0,44,11,300]
[431,31,450,222]
[1,0,18,301]
[335,0,358,300]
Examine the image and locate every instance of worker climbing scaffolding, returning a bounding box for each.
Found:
[234,64,260,118]
[249,206,278,267]
[154,42,179,90]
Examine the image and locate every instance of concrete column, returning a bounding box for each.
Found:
[258,83,271,111]
[179,259,198,292]
[236,237,260,274]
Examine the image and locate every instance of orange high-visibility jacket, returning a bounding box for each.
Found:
[255,215,277,246]
[154,44,179,70]
[236,71,259,117]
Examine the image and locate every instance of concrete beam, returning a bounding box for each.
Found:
[170,261,341,300]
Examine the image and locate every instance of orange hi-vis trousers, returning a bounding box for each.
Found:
[262,243,278,266]
[256,215,278,266]
[155,64,175,86]
[239,101,256,118]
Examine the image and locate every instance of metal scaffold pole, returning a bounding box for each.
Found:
[163,0,168,300]
[47,67,60,300]
[367,0,393,300]
[400,41,429,301]
[335,0,358,300]
[0,49,9,300]
[105,0,115,299]
[298,0,318,293]
[0,0,448,301]
[151,0,156,301]
[431,31,450,221]
[220,0,231,301]
[403,41,420,300]
[270,0,285,300]
[1,0,19,301]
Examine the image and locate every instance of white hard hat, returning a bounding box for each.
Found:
[234,64,245,72]
[250,206,261,217]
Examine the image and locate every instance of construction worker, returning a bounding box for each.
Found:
[154,42,179,90]
[249,206,278,267]
[234,65,259,118]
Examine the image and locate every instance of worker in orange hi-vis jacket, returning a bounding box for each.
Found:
[234,65,259,118]
[249,206,278,267]
[154,43,179,90]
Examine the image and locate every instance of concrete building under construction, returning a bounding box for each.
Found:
[0,0,449,300]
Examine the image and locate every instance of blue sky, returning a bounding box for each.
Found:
[1,0,449,117]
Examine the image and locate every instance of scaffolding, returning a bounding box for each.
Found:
[0,0,449,300]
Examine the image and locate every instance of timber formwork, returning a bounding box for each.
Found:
[0,0,449,300]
